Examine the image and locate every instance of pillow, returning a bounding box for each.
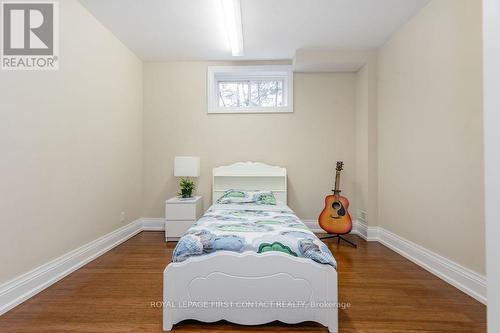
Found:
[216,190,277,205]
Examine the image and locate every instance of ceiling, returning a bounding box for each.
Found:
[78,0,430,61]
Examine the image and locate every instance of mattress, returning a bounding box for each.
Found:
[172,203,336,268]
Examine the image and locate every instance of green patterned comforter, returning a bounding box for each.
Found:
[172,204,336,268]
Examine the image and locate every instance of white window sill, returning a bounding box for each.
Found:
[208,107,293,114]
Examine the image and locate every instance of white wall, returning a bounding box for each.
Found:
[377,0,485,274]
[294,49,379,226]
[483,0,500,330]
[354,53,378,226]
[143,62,357,220]
[0,0,143,284]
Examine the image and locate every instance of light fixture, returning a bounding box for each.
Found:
[220,0,244,56]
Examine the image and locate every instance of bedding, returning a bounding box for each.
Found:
[216,189,277,205]
[172,203,336,268]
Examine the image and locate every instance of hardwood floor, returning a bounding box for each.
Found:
[0,232,486,332]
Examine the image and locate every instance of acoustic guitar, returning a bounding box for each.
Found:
[318,161,353,235]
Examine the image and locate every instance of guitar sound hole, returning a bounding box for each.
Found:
[332,201,346,216]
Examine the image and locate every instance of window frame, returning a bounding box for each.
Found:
[207,65,294,114]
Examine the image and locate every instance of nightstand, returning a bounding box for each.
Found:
[165,196,203,241]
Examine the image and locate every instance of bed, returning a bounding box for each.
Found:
[163,162,338,332]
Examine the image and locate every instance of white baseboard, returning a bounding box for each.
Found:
[1,217,487,317]
[303,219,323,233]
[352,220,380,241]
[353,220,487,304]
[141,218,165,231]
[303,219,378,240]
[377,226,487,304]
[0,218,147,316]
[304,219,486,304]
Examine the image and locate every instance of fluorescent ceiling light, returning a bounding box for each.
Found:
[220,0,244,56]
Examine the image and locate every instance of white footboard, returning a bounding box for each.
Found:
[163,251,338,332]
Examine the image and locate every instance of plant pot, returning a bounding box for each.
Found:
[180,188,192,198]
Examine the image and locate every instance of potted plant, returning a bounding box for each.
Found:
[178,177,195,199]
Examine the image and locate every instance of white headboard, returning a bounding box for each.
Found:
[212,162,287,204]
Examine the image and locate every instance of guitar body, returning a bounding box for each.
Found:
[318,195,352,234]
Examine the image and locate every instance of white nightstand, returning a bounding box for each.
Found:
[165,196,203,241]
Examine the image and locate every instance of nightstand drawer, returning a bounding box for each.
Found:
[165,196,203,221]
[165,220,195,238]
[166,203,198,220]
[165,196,203,241]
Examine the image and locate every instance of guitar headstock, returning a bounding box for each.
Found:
[336,161,344,172]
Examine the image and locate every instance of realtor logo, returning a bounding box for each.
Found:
[1,1,59,70]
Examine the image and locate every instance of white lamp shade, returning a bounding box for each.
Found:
[174,156,200,177]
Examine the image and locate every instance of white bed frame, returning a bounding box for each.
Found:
[212,161,288,204]
[163,162,338,332]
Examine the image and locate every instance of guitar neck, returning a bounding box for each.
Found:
[333,170,341,199]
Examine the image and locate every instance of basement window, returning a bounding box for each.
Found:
[207,66,293,113]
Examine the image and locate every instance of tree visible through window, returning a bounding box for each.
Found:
[208,66,293,113]
[218,80,284,108]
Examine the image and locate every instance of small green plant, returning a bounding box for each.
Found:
[178,177,195,198]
